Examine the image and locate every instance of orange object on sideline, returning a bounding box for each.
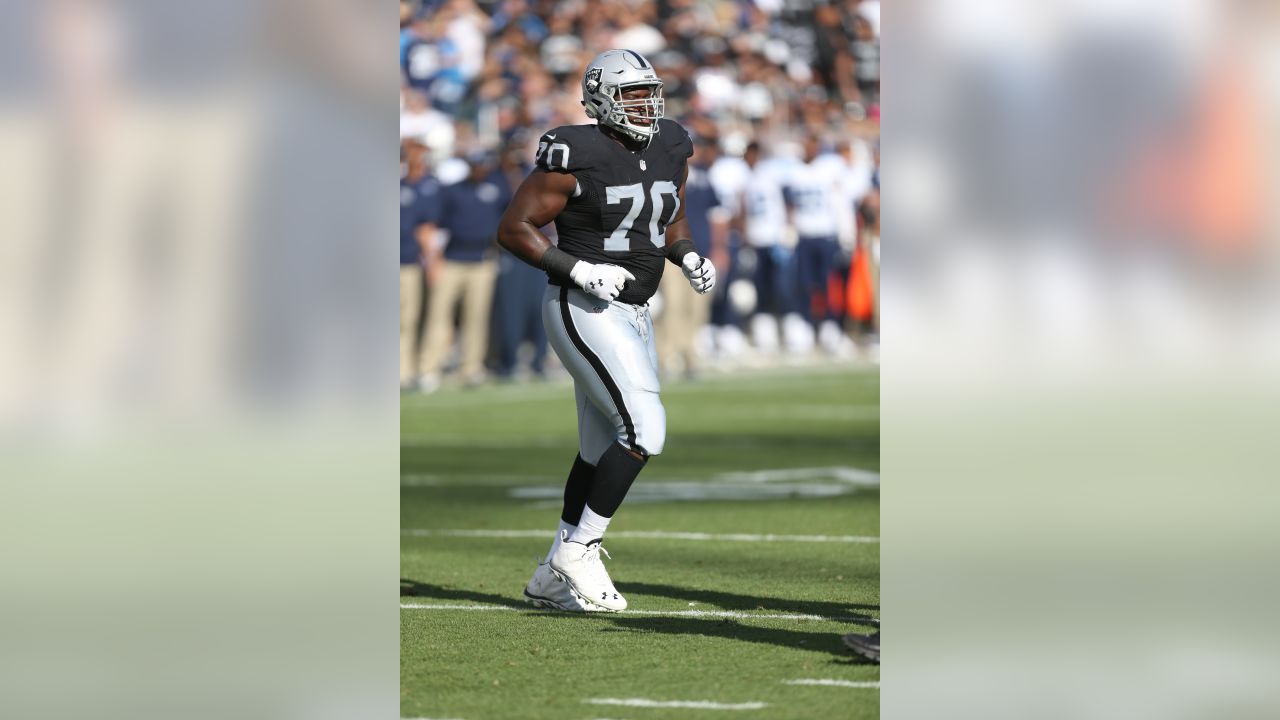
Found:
[847,244,874,321]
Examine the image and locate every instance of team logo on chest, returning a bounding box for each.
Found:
[639,159,646,171]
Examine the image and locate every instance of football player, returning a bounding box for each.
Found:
[497,49,715,612]
[786,136,846,352]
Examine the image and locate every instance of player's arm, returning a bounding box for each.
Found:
[497,168,575,267]
[497,168,634,301]
[416,182,443,282]
[732,187,748,236]
[416,222,439,282]
[708,203,731,278]
[664,166,716,294]
[782,184,800,247]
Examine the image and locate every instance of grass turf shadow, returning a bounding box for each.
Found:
[401,578,877,658]
[538,613,871,659]
[400,579,527,609]
[621,581,878,618]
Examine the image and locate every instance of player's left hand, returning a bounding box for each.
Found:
[681,252,716,294]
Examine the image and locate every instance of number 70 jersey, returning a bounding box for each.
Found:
[534,119,693,305]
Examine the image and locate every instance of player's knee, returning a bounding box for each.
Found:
[636,434,664,457]
[629,397,666,457]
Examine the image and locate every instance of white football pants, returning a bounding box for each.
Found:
[543,285,666,463]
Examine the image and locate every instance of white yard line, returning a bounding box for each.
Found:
[585,698,767,710]
[784,679,880,689]
[399,603,874,623]
[401,466,880,504]
[715,466,880,486]
[401,528,878,543]
[399,603,518,611]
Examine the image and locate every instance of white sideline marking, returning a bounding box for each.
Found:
[400,603,517,611]
[402,528,879,544]
[717,466,880,486]
[399,603,873,623]
[401,474,556,487]
[405,467,879,492]
[506,466,879,504]
[586,698,766,710]
[785,679,880,689]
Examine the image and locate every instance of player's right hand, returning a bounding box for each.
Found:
[570,261,635,303]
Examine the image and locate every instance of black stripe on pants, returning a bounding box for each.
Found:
[557,286,637,448]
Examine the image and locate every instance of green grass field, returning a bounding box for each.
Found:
[401,364,880,720]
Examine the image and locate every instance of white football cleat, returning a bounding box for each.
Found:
[522,562,606,612]
[548,534,627,611]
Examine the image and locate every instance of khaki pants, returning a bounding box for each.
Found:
[400,265,424,384]
[420,259,498,379]
[656,264,712,375]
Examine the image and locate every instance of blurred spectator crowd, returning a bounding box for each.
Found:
[401,0,880,391]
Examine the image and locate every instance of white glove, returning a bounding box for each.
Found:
[680,252,716,294]
[570,261,636,302]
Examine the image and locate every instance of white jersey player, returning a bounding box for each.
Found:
[785,136,847,353]
[738,142,803,354]
[814,139,875,249]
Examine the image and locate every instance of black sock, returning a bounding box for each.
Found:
[583,442,648,519]
[560,454,595,526]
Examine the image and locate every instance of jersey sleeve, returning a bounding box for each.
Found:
[533,126,594,174]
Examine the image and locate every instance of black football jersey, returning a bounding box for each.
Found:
[534,118,694,305]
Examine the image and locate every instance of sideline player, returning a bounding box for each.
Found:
[738,140,797,355]
[786,136,845,353]
[496,49,715,612]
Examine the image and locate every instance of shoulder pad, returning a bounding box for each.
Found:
[658,119,693,161]
[534,125,600,174]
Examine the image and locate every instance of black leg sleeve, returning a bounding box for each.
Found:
[584,442,648,518]
[560,454,596,526]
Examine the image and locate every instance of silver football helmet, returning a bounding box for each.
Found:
[581,49,664,144]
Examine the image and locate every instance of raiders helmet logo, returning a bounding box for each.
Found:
[585,67,603,94]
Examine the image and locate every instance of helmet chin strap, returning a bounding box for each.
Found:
[600,122,651,149]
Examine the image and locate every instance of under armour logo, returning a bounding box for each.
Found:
[602,592,618,600]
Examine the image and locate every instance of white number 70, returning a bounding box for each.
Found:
[604,181,680,252]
